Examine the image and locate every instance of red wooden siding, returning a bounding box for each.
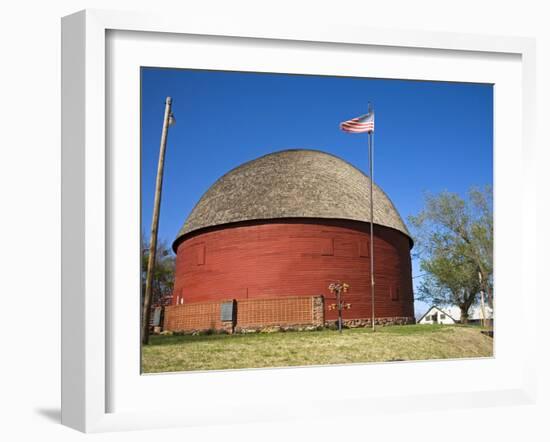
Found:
[173,219,414,322]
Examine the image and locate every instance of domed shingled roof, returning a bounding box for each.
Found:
[174,149,411,246]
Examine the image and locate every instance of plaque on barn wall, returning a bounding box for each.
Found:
[220,301,234,321]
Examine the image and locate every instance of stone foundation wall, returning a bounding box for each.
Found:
[325,316,416,328]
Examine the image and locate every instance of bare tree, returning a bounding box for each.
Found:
[141,233,175,311]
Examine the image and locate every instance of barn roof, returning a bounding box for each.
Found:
[174,149,411,246]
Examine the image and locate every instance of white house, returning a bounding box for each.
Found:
[417,305,493,324]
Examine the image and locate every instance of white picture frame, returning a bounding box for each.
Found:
[61,9,537,433]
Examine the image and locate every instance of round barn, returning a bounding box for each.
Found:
[168,149,415,332]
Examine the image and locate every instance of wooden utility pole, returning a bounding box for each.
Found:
[142,97,174,346]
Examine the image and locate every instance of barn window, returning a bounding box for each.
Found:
[391,286,400,301]
[178,288,184,304]
[320,238,334,256]
[196,244,205,265]
[359,239,369,257]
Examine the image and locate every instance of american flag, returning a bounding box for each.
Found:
[340,111,375,133]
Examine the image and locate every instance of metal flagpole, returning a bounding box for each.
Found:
[141,96,174,346]
[368,104,375,331]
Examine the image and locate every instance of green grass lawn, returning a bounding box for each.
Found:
[141,324,493,373]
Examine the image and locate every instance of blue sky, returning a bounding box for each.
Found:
[141,68,493,318]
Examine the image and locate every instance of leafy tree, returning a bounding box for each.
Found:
[141,233,175,307]
[416,248,481,323]
[409,186,493,321]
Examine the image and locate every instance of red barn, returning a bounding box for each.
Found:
[166,149,415,333]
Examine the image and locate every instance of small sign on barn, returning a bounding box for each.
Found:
[220,301,236,322]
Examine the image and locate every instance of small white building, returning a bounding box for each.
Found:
[417,305,493,324]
